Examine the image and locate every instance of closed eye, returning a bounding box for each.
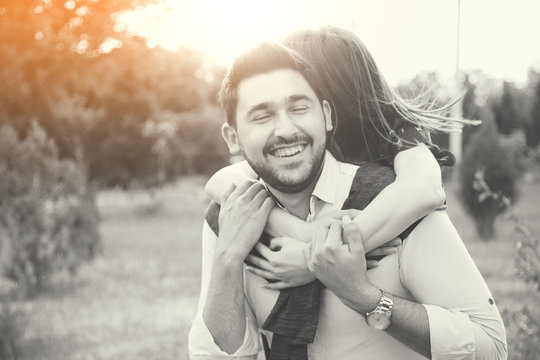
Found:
[253,113,272,122]
[290,106,308,113]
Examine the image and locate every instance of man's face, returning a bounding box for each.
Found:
[222,69,332,194]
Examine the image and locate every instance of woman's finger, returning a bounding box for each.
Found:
[262,281,291,290]
[386,237,402,247]
[246,266,280,280]
[254,242,275,261]
[366,260,379,269]
[365,246,397,257]
[246,254,275,272]
[269,237,288,250]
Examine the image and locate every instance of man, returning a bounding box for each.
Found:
[188,42,507,359]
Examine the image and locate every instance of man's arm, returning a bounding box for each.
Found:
[398,211,507,359]
[306,218,431,357]
[307,214,507,360]
[188,223,262,359]
[188,182,274,357]
[204,252,248,353]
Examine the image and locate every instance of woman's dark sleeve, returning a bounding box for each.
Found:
[389,122,455,167]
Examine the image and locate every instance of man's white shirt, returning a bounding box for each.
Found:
[189,152,507,359]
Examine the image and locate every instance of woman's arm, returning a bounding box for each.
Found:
[206,144,444,252]
[359,144,445,251]
[205,160,258,200]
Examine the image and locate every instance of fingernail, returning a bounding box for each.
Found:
[246,266,253,271]
[342,215,352,224]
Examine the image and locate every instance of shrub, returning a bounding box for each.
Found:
[141,107,229,185]
[492,81,520,135]
[0,122,100,291]
[0,303,23,360]
[459,108,521,239]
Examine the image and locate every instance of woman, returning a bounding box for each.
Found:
[205,26,476,289]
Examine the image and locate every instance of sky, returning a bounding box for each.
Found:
[117,0,540,85]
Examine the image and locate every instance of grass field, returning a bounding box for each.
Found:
[13,172,540,359]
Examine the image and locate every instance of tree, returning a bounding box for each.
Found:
[0,0,224,186]
[460,109,521,239]
[526,79,540,148]
[492,81,519,135]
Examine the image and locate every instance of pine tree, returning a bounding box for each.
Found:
[526,80,540,148]
[492,82,519,135]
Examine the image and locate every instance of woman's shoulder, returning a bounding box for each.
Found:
[353,160,396,190]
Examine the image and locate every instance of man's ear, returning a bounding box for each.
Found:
[221,123,240,154]
[322,100,333,132]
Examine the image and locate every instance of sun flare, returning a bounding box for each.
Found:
[116,0,540,84]
[117,0,317,64]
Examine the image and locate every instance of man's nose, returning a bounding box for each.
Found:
[274,112,298,139]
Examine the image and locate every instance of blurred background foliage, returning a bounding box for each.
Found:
[0,0,539,359]
[0,0,228,189]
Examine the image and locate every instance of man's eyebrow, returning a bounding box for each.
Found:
[287,94,315,104]
[246,102,272,117]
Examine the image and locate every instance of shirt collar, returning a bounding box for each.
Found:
[311,151,339,205]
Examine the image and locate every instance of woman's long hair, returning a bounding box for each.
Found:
[283,26,478,163]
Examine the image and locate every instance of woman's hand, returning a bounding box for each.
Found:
[246,237,316,290]
[365,237,401,267]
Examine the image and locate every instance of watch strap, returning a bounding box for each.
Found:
[366,291,394,316]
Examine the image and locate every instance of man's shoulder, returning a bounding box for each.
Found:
[355,161,395,183]
[351,161,395,196]
[340,161,395,210]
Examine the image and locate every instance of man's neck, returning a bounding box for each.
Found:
[266,182,316,220]
[265,157,326,220]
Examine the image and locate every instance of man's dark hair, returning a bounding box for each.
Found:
[219,42,324,127]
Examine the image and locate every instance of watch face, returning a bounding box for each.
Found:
[366,311,391,330]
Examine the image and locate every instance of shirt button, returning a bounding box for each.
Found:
[488,298,494,305]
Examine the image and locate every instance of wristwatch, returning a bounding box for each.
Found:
[365,291,393,330]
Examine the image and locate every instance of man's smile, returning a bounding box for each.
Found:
[269,143,307,158]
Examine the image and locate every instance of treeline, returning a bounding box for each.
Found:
[0,0,228,188]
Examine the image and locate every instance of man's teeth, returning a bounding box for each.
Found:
[273,144,305,157]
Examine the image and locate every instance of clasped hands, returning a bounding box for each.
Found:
[216,181,397,307]
[246,210,400,291]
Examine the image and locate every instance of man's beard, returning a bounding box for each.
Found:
[240,137,326,194]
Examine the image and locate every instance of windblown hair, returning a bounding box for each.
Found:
[283,26,478,163]
[219,42,325,127]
